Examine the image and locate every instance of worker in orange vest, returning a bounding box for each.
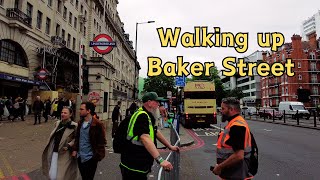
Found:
[212,97,253,180]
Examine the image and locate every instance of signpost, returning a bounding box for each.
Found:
[37,68,49,80]
[88,91,100,105]
[175,76,186,87]
[89,34,116,54]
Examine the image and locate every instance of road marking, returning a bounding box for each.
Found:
[263,129,272,132]
[0,168,4,179]
[0,152,14,176]
[210,124,223,131]
[213,143,217,146]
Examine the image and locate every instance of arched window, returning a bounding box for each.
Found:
[0,39,27,67]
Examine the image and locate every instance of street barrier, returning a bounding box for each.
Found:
[246,109,319,128]
[157,119,181,180]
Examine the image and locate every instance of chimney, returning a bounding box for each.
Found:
[308,33,317,49]
[291,34,302,50]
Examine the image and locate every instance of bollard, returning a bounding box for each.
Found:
[283,110,286,123]
[273,109,275,122]
[296,110,299,125]
[314,110,317,127]
[264,109,266,121]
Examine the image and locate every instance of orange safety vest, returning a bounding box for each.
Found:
[216,115,252,179]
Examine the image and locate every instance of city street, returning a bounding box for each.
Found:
[178,116,320,180]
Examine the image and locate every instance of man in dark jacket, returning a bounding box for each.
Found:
[33,96,44,125]
[72,102,106,180]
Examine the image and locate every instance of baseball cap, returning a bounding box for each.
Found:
[142,92,162,103]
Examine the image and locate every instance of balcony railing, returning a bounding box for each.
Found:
[309,68,318,72]
[6,8,32,27]
[311,79,318,83]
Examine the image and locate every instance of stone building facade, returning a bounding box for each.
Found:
[0,0,139,120]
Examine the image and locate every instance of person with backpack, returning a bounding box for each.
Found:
[212,97,255,179]
[118,92,180,180]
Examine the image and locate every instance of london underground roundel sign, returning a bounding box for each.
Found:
[37,68,49,80]
[89,34,116,54]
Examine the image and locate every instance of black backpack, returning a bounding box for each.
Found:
[249,132,258,176]
[113,115,133,154]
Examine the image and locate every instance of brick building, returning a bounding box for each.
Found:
[261,34,320,109]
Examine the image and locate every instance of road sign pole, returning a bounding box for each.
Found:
[79,38,83,101]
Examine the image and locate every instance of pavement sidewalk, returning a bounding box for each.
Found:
[0,115,194,178]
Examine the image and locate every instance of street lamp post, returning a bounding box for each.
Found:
[134,21,155,100]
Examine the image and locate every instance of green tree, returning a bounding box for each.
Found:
[226,88,244,100]
[143,73,175,97]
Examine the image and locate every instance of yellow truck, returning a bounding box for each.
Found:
[180,80,217,128]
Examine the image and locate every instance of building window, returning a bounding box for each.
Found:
[14,0,19,8]
[298,74,302,80]
[80,22,83,32]
[0,40,27,67]
[48,0,52,7]
[45,17,51,34]
[26,2,33,18]
[63,6,67,19]
[62,29,65,40]
[74,17,77,29]
[285,87,288,94]
[0,0,3,6]
[84,26,86,37]
[310,52,315,59]
[103,92,108,112]
[69,12,72,24]
[298,62,301,68]
[85,10,87,19]
[36,11,43,29]
[282,54,285,61]
[67,34,71,47]
[80,5,83,14]
[72,37,76,50]
[75,0,79,9]
[313,86,318,95]
[55,24,60,36]
[57,0,62,13]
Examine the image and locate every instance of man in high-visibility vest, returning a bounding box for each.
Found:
[120,92,180,180]
[212,97,253,180]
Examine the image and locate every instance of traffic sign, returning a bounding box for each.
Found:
[90,34,116,54]
[175,76,186,87]
[37,68,49,80]
[88,91,100,104]
[167,91,172,98]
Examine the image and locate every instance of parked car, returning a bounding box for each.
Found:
[259,108,283,119]
[242,106,258,116]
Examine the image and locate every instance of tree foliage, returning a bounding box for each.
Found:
[143,73,175,97]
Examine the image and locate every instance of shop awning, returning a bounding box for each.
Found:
[0,73,41,85]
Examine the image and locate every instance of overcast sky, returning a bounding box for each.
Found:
[117,0,320,78]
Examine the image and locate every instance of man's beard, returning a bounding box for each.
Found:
[221,114,229,122]
[151,107,161,120]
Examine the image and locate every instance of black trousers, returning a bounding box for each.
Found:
[120,165,148,180]
[34,112,41,124]
[78,158,98,180]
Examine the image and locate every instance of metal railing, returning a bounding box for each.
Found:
[6,8,32,27]
[157,121,181,180]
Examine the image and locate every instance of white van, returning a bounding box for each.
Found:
[241,106,257,116]
[278,101,310,119]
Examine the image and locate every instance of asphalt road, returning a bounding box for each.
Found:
[179,116,320,180]
[27,116,320,180]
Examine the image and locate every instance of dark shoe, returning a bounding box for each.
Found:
[34,123,36,125]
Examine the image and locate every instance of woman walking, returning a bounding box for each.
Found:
[42,107,80,180]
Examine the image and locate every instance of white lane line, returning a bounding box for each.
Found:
[210,124,223,131]
[263,129,272,132]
